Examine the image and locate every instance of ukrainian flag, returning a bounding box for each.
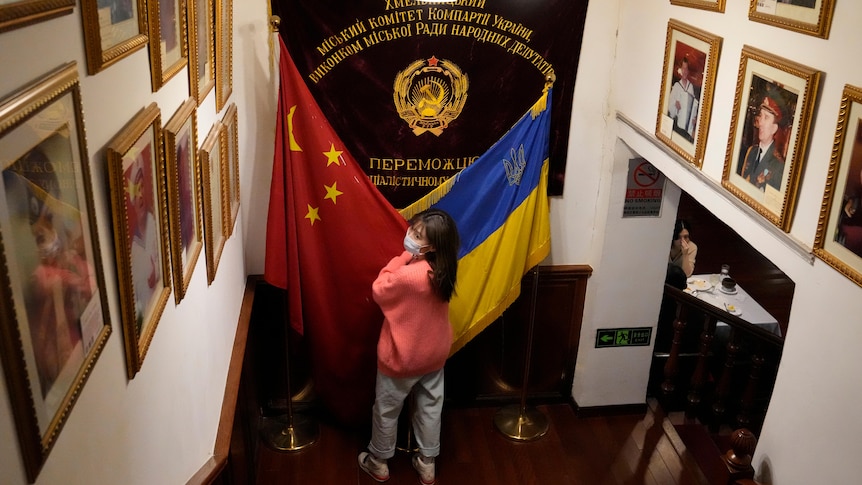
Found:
[401,88,552,354]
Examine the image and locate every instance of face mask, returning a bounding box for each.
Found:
[403,232,425,256]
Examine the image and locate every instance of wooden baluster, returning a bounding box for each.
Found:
[686,315,716,419]
[724,428,757,484]
[736,350,766,430]
[712,331,742,432]
[661,304,689,401]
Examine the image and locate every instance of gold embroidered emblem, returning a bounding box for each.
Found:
[393,56,469,136]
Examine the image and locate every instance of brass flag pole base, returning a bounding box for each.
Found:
[494,265,548,442]
[261,413,319,452]
[494,403,549,441]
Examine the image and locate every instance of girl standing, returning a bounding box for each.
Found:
[359,209,460,485]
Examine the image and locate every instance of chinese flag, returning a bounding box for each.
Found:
[264,37,406,426]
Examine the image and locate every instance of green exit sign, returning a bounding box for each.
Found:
[595,327,652,348]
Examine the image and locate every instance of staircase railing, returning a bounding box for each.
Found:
[656,284,785,435]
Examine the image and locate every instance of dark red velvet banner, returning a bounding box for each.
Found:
[272,0,588,209]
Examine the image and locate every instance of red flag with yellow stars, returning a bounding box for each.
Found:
[264,36,407,426]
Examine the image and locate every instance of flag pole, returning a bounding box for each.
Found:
[493,265,549,441]
[260,15,318,451]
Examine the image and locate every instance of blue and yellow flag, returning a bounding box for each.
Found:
[401,89,552,354]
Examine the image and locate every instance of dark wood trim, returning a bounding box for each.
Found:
[572,401,648,418]
[185,275,260,485]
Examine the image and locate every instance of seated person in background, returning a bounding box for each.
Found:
[669,219,697,277]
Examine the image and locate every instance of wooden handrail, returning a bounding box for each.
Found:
[659,283,784,434]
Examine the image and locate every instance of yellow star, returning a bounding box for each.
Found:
[324,143,342,166]
[305,204,320,225]
[324,182,343,204]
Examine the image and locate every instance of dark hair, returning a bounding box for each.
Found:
[672,219,690,241]
[411,208,460,301]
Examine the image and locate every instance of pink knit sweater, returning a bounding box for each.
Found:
[372,251,453,378]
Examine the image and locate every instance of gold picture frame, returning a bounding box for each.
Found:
[721,45,821,232]
[200,122,227,285]
[656,20,722,168]
[814,85,862,288]
[187,0,215,104]
[164,98,201,303]
[221,103,239,235]
[147,0,188,91]
[0,0,74,33]
[105,103,172,378]
[749,0,835,39]
[0,62,112,483]
[670,0,726,13]
[80,0,148,75]
[215,0,233,111]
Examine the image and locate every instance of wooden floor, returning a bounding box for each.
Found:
[255,402,720,485]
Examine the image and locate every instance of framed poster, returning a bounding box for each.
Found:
[0,0,74,33]
[670,0,725,13]
[220,103,239,235]
[814,85,862,288]
[187,0,214,104]
[105,103,172,378]
[0,62,111,483]
[147,0,188,91]
[80,0,148,74]
[199,122,226,284]
[721,45,820,231]
[656,20,722,168]
[749,0,835,39]
[214,0,233,111]
[164,98,201,303]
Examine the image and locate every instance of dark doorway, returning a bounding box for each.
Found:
[676,191,794,337]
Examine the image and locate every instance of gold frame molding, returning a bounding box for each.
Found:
[749,0,835,39]
[0,0,74,33]
[721,45,821,232]
[0,62,112,483]
[188,0,215,104]
[814,85,862,288]
[164,97,202,303]
[200,122,227,285]
[215,0,233,111]
[105,103,172,378]
[670,0,725,13]
[221,103,239,235]
[79,0,148,74]
[655,19,722,168]
[147,0,189,91]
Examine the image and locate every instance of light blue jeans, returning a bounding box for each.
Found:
[368,368,445,459]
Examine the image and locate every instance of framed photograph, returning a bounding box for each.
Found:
[656,20,722,168]
[200,123,226,284]
[215,0,233,111]
[670,0,725,13]
[164,98,201,304]
[105,103,172,378]
[80,0,148,75]
[0,0,74,33]
[187,0,215,105]
[749,0,836,39]
[146,0,188,91]
[221,103,239,235]
[0,62,111,483]
[721,45,820,232]
[814,85,862,288]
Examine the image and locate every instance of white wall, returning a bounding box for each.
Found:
[569,0,862,483]
[0,2,274,484]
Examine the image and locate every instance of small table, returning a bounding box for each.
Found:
[686,274,782,338]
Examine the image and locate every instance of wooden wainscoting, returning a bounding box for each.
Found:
[445,265,592,404]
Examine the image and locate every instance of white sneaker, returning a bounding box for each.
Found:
[412,454,436,485]
[358,452,390,482]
